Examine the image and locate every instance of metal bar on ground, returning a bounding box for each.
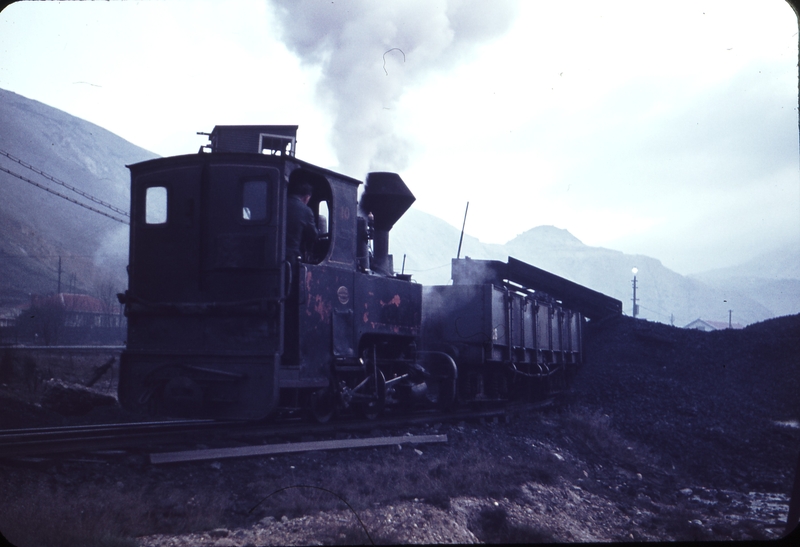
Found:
[150,434,448,464]
[3,346,126,350]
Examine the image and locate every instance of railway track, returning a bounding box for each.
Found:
[0,345,124,353]
[0,403,537,460]
[0,419,231,458]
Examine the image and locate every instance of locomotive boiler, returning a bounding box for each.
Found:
[117,125,621,421]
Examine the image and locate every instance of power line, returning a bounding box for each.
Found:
[638,304,671,320]
[0,163,129,225]
[404,263,451,273]
[0,148,129,218]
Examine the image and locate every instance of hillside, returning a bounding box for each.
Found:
[0,88,157,307]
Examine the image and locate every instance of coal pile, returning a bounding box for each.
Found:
[575,313,800,494]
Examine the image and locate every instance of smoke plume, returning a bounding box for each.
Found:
[271,0,517,177]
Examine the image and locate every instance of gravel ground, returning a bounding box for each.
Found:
[0,313,799,545]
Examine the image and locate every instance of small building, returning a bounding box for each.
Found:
[8,293,126,345]
[0,307,23,328]
[684,318,744,332]
[29,293,123,328]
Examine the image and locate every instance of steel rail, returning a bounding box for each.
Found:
[0,406,516,459]
[1,346,125,352]
[0,419,218,438]
[0,396,563,460]
[0,419,235,458]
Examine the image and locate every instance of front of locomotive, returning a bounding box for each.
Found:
[117,127,293,420]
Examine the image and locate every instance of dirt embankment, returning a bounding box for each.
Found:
[0,314,798,545]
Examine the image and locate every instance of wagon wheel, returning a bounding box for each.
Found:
[309,386,336,423]
[485,369,513,401]
[418,352,457,411]
[358,369,386,420]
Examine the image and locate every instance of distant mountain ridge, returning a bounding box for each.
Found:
[1,87,797,326]
[507,225,586,249]
[692,246,800,281]
[689,245,800,319]
[391,213,793,327]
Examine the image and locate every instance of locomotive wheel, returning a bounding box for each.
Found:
[160,375,203,418]
[358,369,386,420]
[309,386,336,423]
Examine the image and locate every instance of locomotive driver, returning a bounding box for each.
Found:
[286,181,318,263]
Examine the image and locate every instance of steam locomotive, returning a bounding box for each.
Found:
[117,126,621,421]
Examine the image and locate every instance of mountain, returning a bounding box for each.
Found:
[694,245,800,281]
[1,87,796,326]
[0,88,158,307]
[689,246,800,319]
[391,218,789,327]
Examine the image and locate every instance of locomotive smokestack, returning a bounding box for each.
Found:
[359,172,415,275]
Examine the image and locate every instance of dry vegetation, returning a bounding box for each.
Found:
[0,314,799,545]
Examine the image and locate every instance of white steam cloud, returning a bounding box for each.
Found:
[272,0,517,177]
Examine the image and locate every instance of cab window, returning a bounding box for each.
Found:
[317,200,330,234]
[145,186,167,224]
[242,180,269,222]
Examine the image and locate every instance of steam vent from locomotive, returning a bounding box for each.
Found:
[118,125,622,421]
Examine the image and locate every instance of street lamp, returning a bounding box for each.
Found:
[631,267,639,318]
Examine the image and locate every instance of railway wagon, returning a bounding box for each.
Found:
[421,256,622,404]
[422,267,583,404]
[117,125,621,421]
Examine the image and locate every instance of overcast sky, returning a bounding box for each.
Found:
[0,0,797,275]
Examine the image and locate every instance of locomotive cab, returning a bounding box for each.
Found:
[119,152,287,420]
[117,125,352,420]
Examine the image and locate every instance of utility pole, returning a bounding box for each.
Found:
[57,256,62,294]
[729,309,732,329]
[456,201,469,260]
[631,267,639,318]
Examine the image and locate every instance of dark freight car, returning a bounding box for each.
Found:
[422,258,589,403]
